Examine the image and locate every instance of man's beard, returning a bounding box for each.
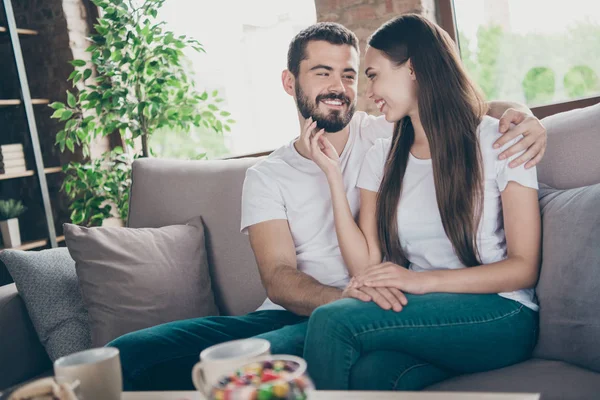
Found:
[295,81,356,133]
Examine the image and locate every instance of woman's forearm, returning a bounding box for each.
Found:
[424,256,540,294]
[327,174,372,276]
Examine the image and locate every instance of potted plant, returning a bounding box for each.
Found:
[50,0,233,226]
[0,199,27,248]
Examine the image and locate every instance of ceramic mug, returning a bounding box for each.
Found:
[192,338,271,395]
[54,347,122,400]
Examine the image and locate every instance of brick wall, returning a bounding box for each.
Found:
[314,0,436,114]
[0,0,102,245]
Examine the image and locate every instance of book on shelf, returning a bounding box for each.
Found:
[0,165,28,174]
[0,150,26,161]
[0,158,26,169]
[0,143,24,153]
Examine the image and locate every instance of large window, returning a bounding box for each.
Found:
[448,0,600,112]
[149,1,316,159]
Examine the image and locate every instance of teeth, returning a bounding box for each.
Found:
[375,99,386,109]
[323,100,343,106]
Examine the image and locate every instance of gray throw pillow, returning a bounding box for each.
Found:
[64,216,219,347]
[533,183,600,372]
[0,248,91,361]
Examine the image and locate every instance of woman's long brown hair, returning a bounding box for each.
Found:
[369,14,488,267]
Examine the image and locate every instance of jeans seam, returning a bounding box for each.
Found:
[354,304,525,338]
[391,363,430,390]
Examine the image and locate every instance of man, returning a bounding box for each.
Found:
[110,22,547,391]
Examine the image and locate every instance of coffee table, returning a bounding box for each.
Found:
[122,391,541,399]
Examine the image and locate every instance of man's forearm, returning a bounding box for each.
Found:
[266,266,342,316]
[487,100,532,117]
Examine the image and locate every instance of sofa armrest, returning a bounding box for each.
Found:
[0,283,51,390]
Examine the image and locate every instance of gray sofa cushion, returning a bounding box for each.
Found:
[0,283,52,390]
[533,183,600,372]
[0,248,91,361]
[538,102,600,189]
[64,216,219,347]
[427,358,600,400]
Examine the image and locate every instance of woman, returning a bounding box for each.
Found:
[303,14,541,391]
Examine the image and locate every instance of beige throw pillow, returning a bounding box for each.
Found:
[64,216,219,347]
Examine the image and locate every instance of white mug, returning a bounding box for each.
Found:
[192,338,271,395]
[54,347,122,400]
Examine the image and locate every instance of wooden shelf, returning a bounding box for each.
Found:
[0,236,66,252]
[0,99,50,106]
[0,170,35,180]
[44,166,64,174]
[0,26,39,36]
[1,238,48,251]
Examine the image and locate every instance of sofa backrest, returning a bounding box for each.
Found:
[536,102,600,189]
[128,157,264,316]
[128,103,600,317]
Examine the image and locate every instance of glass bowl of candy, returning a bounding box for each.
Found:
[208,355,314,400]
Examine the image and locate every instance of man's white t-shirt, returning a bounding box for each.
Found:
[357,116,539,311]
[241,112,392,311]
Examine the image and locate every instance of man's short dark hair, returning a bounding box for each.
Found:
[287,22,359,77]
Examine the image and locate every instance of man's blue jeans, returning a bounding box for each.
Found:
[304,293,538,390]
[107,311,307,391]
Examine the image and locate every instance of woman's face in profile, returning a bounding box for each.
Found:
[364,46,417,122]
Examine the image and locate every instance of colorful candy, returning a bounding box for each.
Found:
[209,358,312,400]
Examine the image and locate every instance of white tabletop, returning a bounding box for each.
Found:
[122,390,541,400]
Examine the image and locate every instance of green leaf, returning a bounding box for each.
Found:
[199,91,208,101]
[70,59,86,67]
[49,102,65,110]
[212,90,218,97]
[65,120,77,130]
[66,138,75,153]
[67,91,76,108]
[83,69,93,81]
[220,111,231,117]
[208,104,218,111]
[51,109,64,119]
[60,110,74,121]
[224,124,231,132]
[56,130,66,143]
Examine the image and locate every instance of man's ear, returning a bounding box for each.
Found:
[282,70,296,97]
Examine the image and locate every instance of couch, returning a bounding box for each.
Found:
[1,103,599,398]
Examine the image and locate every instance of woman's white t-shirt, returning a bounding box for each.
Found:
[357,116,539,310]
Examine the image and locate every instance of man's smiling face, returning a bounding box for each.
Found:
[294,40,359,133]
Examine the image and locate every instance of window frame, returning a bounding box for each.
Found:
[436,0,600,119]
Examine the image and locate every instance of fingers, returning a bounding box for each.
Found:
[498,108,526,134]
[507,141,543,168]
[494,120,530,150]
[498,134,533,161]
[525,145,546,169]
[388,288,408,307]
[376,287,403,312]
[358,286,392,310]
[310,128,326,157]
[302,117,317,150]
[346,288,371,302]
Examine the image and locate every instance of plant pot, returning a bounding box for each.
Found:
[102,217,125,228]
[0,218,22,248]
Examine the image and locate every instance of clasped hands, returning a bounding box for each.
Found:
[342,262,432,312]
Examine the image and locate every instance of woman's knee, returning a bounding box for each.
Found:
[308,298,363,334]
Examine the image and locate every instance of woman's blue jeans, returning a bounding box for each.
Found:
[304,293,538,390]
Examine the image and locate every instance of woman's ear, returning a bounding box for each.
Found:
[407,59,416,81]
